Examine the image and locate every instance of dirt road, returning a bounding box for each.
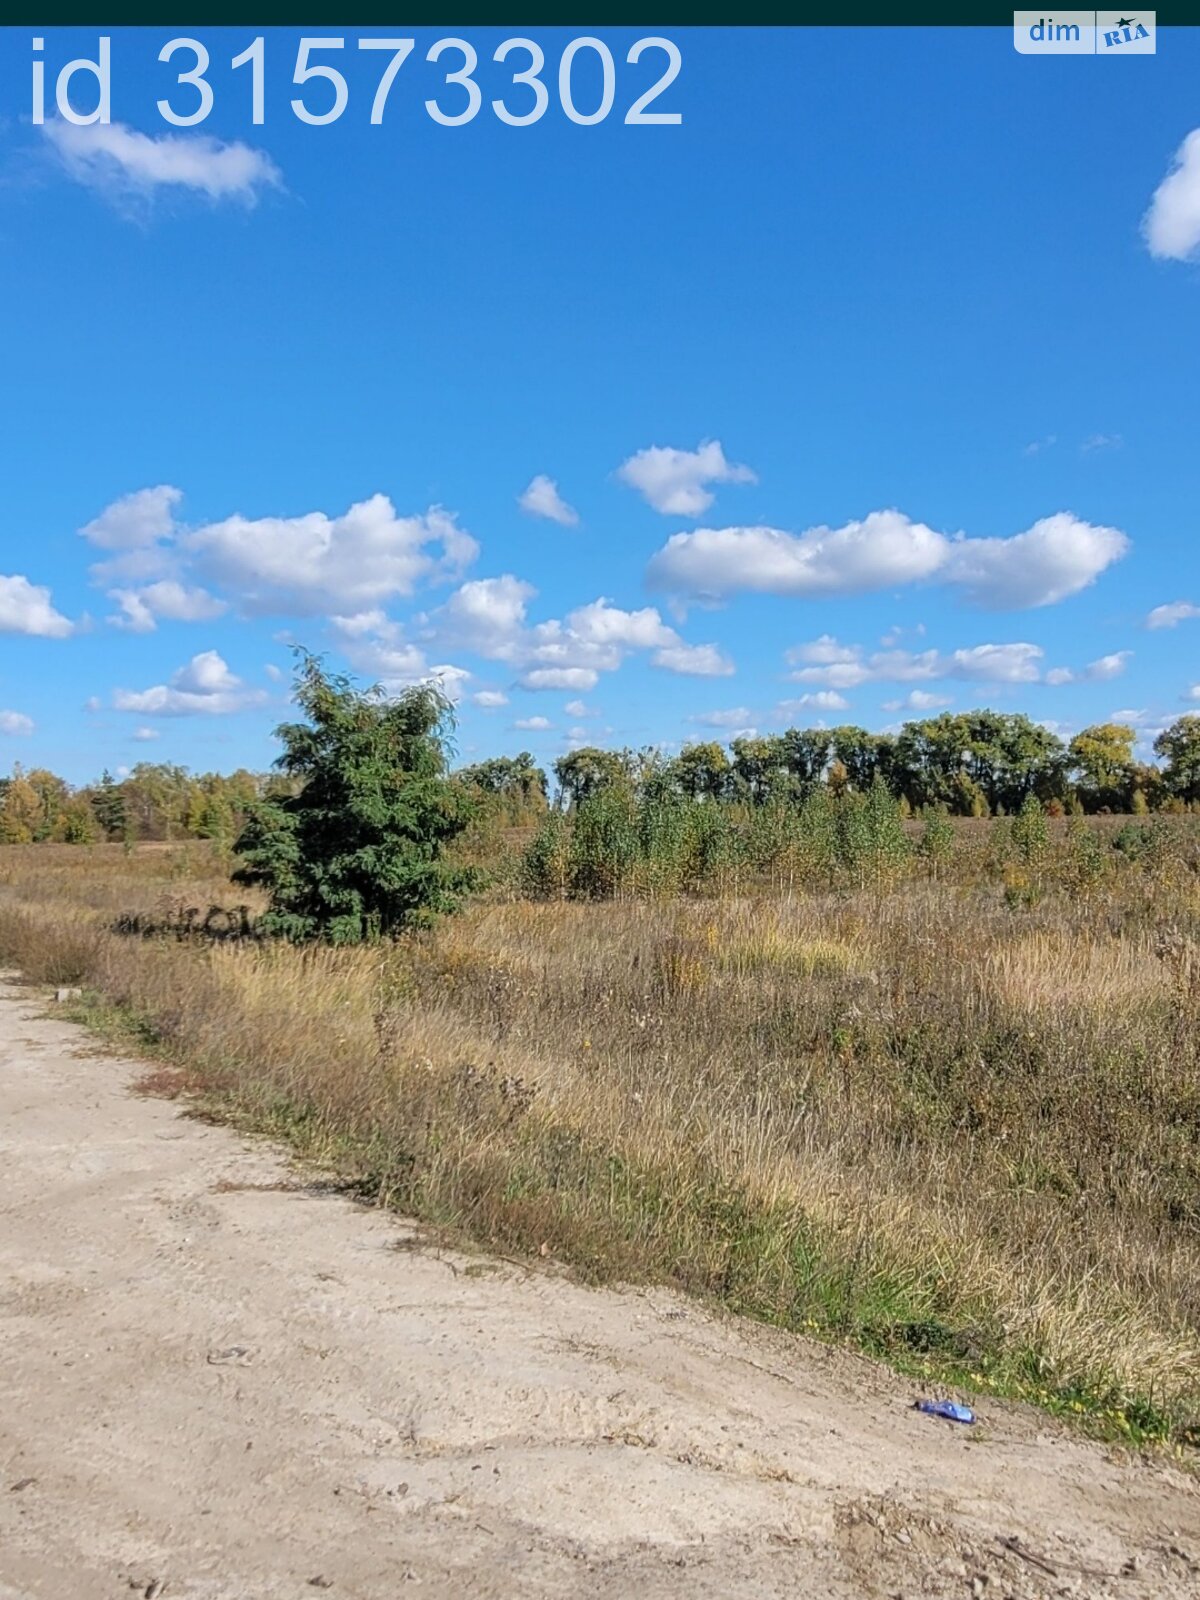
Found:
[1,979,1197,1600]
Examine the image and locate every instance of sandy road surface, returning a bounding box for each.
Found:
[1,979,1197,1600]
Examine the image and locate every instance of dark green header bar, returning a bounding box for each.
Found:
[3,8,1199,24]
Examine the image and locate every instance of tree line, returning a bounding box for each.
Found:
[550,711,1200,817]
[2,707,1198,851]
[0,763,277,845]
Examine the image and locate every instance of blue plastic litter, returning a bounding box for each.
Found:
[914,1399,975,1424]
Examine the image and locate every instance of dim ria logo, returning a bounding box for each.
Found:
[1013,10,1156,52]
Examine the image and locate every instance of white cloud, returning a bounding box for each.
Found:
[472,689,508,709]
[107,580,226,633]
[1044,650,1132,687]
[264,663,285,683]
[346,638,430,685]
[1143,128,1200,262]
[564,699,590,718]
[514,715,552,731]
[1106,709,1168,745]
[689,706,756,728]
[113,650,266,717]
[44,120,282,207]
[567,598,677,651]
[79,487,478,616]
[520,666,598,692]
[187,496,477,616]
[428,664,471,701]
[80,485,182,551]
[790,634,863,667]
[617,440,756,516]
[438,576,536,657]
[1188,685,1200,703]
[647,510,1128,610]
[431,579,730,689]
[781,690,850,712]
[947,514,1129,609]
[882,690,953,713]
[1147,600,1200,629]
[0,710,34,735]
[648,512,946,603]
[328,614,473,700]
[947,643,1047,683]
[0,574,74,638]
[132,726,160,741]
[518,475,579,527]
[1023,436,1057,457]
[786,636,1047,689]
[1081,433,1123,453]
[652,642,735,677]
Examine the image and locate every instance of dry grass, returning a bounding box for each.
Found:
[2,838,1200,1445]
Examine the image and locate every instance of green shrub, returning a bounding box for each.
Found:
[1012,794,1049,867]
[233,653,475,943]
[522,811,571,899]
[568,784,640,899]
[917,808,956,875]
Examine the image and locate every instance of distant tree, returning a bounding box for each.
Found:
[553,746,631,810]
[59,796,97,844]
[893,715,973,812]
[1068,723,1138,812]
[893,711,1064,815]
[232,653,476,943]
[730,735,790,805]
[1155,715,1200,807]
[960,712,1066,814]
[25,768,71,840]
[827,726,884,793]
[0,769,41,844]
[457,753,547,822]
[90,770,128,841]
[124,762,189,840]
[670,741,731,803]
[779,728,831,793]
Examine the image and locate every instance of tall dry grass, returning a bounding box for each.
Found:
[2,839,1199,1443]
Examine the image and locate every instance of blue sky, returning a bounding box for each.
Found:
[1,25,1199,782]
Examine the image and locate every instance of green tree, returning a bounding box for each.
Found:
[779,728,831,794]
[730,735,791,805]
[1011,793,1050,866]
[25,768,70,840]
[124,762,189,840]
[232,653,475,943]
[59,797,97,844]
[553,746,631,809]
[670,741,731,803]
[827,726,885,793]
[1154,715,1200,807]
[0,769,41,844]
[893,711,1064,815]
[1068,723,1137,813]
[457,752,547,822]
[89,770,128,841]
[893,715,973,812]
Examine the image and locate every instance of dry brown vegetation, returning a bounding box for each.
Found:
[2,827,1199,1447]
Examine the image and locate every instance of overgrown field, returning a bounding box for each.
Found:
[2,826,1199,1447]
